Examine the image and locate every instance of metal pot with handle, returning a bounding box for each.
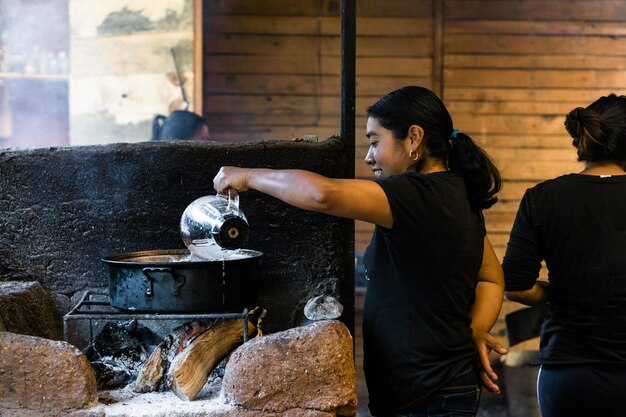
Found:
[102,249,262,313]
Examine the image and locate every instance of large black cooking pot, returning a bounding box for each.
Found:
[102,249,263,313]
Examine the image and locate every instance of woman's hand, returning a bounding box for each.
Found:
[213,166,251,194]
[472,329,507,394]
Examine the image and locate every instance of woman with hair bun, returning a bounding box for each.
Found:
[213,86,507,416]
[503,93,626,417]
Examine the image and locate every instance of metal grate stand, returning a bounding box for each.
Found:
[63,290,250,348]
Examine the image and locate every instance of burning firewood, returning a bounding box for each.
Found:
[167,317,257,401]
[133,345,165,392]
[133,321,210,393]
[133,308,265,398]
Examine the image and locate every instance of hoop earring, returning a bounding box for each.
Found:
[409,149,419,161]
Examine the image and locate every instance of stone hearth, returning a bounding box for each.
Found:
[0,138,355,415]
[1,316,356,417]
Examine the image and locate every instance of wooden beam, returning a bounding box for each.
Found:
[432,0,444,98]
[193,0,203,113]
[340,0,356,340]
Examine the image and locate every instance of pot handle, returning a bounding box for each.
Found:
[142,268,186,296]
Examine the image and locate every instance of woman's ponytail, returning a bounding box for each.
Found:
[447,132,501,210]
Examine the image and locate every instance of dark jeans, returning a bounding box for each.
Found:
[385,367,482,417]
[538,363,626,417]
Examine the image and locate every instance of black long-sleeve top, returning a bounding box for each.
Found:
[503,174,626,365]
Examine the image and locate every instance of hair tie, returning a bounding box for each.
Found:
[450,128,461,139]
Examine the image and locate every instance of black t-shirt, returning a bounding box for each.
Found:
[503,174,626,365]
[362,171,485,414]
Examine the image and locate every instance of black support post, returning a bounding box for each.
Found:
[340,0,356,338]
[341,0,356,170]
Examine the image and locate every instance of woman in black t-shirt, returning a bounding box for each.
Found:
[213,86,507,416]
[503,94,626,417]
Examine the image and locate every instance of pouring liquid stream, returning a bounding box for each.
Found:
[222,259,226,305]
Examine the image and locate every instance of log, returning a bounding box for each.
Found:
[133,321,209,393]
[167,318,256,401]
[132,345,165,393]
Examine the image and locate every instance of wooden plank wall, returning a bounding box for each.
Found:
[444,0,626,345]
[202,0,626,284]
[202,0,435,253]
[444,0,626,264]
[202,0,434,143]
[444,0,626,263]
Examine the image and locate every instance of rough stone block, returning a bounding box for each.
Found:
[222,320,357,416]
[0,332,98,413]
[0,281,63,340]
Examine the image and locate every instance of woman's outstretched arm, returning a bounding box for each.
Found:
[213,166,394,228]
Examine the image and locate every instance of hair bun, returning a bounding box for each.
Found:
[564,93,626,163]
[564,107,585,139]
